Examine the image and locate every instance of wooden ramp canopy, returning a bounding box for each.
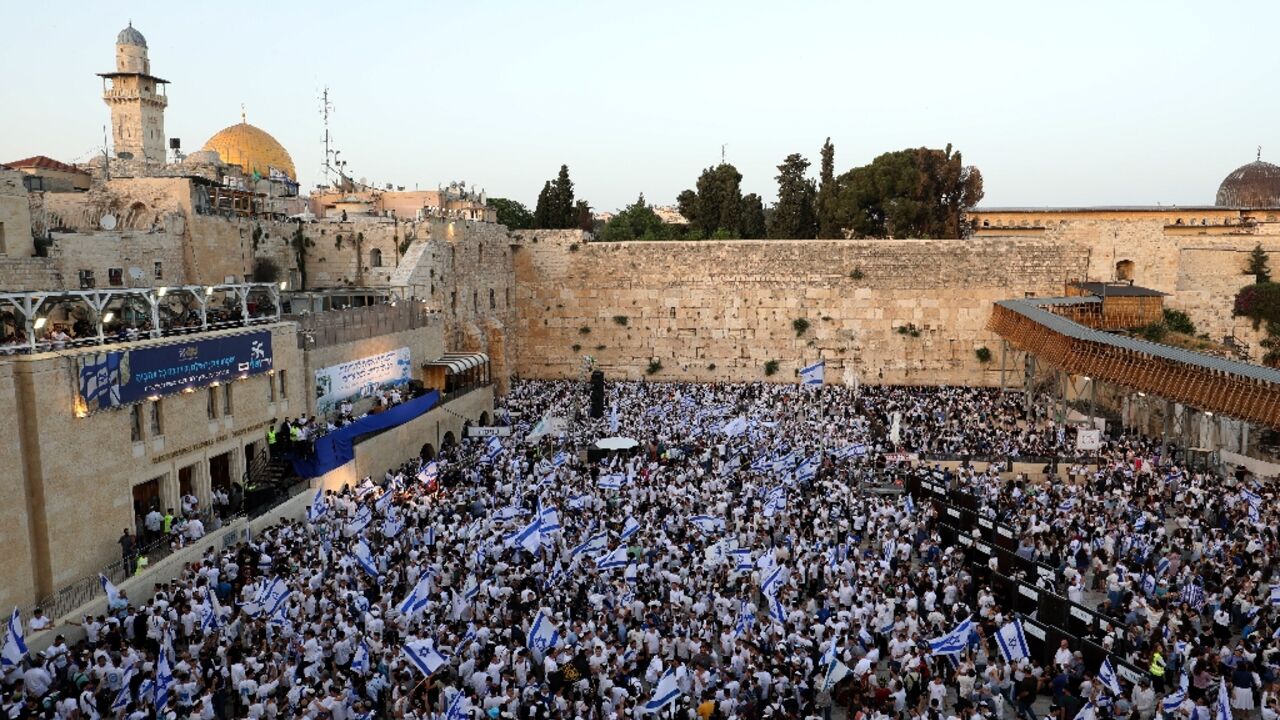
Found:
[988,297,1280,428]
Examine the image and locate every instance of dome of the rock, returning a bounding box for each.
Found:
[201,122,296,182]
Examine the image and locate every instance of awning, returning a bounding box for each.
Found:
[423,352,489,374]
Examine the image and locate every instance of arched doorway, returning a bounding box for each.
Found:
[478,411,490,427]
[441,431,456,449]
[419,443,435,461]
[1115,259,1135,282]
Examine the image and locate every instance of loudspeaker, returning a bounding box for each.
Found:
[589,370,605,419]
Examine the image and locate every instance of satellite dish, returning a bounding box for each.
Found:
[128,267,144,280]
[100,214,117,230]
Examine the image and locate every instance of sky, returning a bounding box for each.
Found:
[2,0,1277,212]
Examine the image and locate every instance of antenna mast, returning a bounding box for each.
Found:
[102,125,110,181]
[320,86,333,183]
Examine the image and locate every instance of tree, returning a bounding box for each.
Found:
[1247,243,1272,283]
[739,193,766,239]
[816,137,842,238]
[533,181,553,229]
[680,164,744,238]
[550,165,575,229]
[574,200,594,232]
[768,153,818,239]
[487,198,533,229]
[834,144,984,239]
[599,194,670,242]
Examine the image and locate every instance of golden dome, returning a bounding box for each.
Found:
[201,122,296,182]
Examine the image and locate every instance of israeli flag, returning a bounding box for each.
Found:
[352,540,379,577]
[596,546,630,570]
[512,516,543,554]
[482,436,503,464]
[610,403,619,433]
[763,486,787,518]
[345,506,373,537]
[928,616,973,656]
[253,576,289,617]
[155,646,175,710]
[267,590,292,625]
[355,478,376,500]
[445,689,471,720]
[720,416,748,437]
[552,451,571,468]
[1098,657,1122,695]
[572,531,609,558]
[200,587,222,632]
[527,610,560,658]
[643,668,681,714]
[800,360,825,386]
[111,668,136,711]
[402,639,449,677]
[375,488,394,516]
[1059,498,1075,513]
[382,513,404,539]
[819,657,851,692]
[495,504,524,521]
[417,461,439,485]
[538,500,561,534]
[1156,556,1171,577]
[351,641,369,675]
[733,600,755,638]
[1,609,28,668]
[730,548,754,572]
[423,526,436,546]
[398,571,434,616]
[761,565,787,598]
[1269,585,1280,606]
[1164,675,1190,711]
[689,515,725,535]
[995,619,1030,662]
[598,474,624,491]
[99,573,122,604]
[1141,573,1156,596]
[307,488,327,523]
[78,352,122,407]
[1134,515,1147,531]
[1073,702,1095,720]
[1217,678,1232,720]
[904,494,916,515]
[620,516,641,541]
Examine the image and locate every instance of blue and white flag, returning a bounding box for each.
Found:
[762,486,787,518]
[527,610,560,658]
[99,573,122,604]
[345,506,373,537]
[619,516,641,541]
[398,571,434,616]
[1141,573,1156,596]
[720,416,748,437]
[375,488,394,516]
[355,478,376,500]
[253,576,289,617]
[1073,701,1096,720]
[352,540,379,577]
[111,668,136,711]
[1181,582,1206,610]
[445,689,471,720]
[307,488,327,523]
[733,600,755,638]
[552,451,571,468]
[730,548,754,572]
[761,565,787,598]
[689,515,725,535]
[1059,498,1075,513]
[512,516,543,554]
[928,616,973,656]
[402,639,449,677]
[609,403,619,433]
[596,546,629,570]
[482,436,503,464]
[1,609,27,669]
[382,512,405,539]
[571,531,609,558]
[1164,674,1190,711]
[155,646,175,710]
[423,525,436,546]
[79,352,123,407]
[1217,678,1232,720]
[643,668,681,714]
[1269,585,1280,606]
[819,658,851,692]
[351,641,369,675]
[1098,657,1122,695]
[904,494,916,515]
[200,587,222,632]
[417,461,439,485]
[800,361,825,386]
[995,619,1030,662]
[538,500,561,535]
[1156,556,1171,577]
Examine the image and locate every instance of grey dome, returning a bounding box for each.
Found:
[1216,160,1280,208]
[117,23,146,47]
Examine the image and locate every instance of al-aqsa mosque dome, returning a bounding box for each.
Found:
[201,119,296,181]
[1215,157,1280,208]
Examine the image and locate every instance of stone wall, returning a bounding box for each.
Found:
[0,169,34,257]
[513,232,1090,386]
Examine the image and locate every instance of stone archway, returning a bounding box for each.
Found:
[478,411,491,427]
[1115,259,1135,282]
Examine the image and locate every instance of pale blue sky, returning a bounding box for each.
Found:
[2,1,1276,211]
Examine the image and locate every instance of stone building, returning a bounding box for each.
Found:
[99,23,168,166]
[3,156,92,193]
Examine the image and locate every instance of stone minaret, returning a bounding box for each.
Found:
[99,23,168,164]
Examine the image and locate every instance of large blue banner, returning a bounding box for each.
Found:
[77,330,274,412]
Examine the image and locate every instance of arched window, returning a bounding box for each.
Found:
[1115,259,1135,281]
[369,248,383,267]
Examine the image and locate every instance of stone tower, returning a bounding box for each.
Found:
[98,23,168,164]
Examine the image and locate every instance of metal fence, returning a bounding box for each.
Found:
[289,302,440,350]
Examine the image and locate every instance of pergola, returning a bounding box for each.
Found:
[0,282,284,355]
[989,297,1280,428]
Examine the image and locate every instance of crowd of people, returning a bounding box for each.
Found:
[1,379,1276,720]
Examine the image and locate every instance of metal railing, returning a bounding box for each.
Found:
[290,302,440,350]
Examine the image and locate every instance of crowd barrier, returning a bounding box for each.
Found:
[902,472,1153,687]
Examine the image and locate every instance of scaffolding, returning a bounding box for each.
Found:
[989,297,1280,428]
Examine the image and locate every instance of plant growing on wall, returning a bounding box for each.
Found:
[579,326,591,335]
[595,344,606,351]
[792,318,810,337]
[335,233,344,250]
[290,222,314,289]
[571,344,582,352]
[764,359,780,376]
[974,346,992,363]
[707,363,717,371]
[1246,243,1272,283]
[850,267,864,280]
[647,359,663,375]
[896,323,921,338]
[613,315,628,326]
